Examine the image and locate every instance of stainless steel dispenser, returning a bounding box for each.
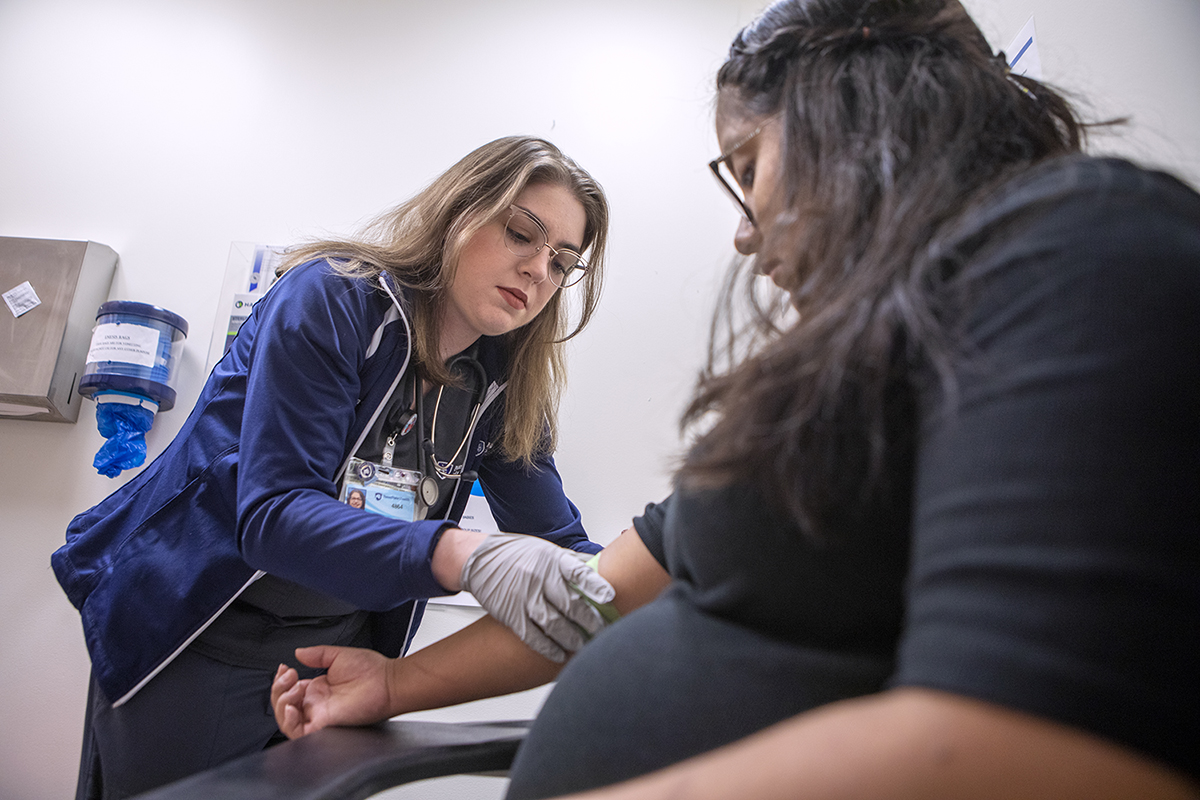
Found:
[0,237,118,422]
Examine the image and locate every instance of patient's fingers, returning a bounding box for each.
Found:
[270,664,299,709]
[278,683,313,737]
[271,669,312,738]
[280,697,306,739]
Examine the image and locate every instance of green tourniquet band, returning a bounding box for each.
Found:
[572,553,621,625]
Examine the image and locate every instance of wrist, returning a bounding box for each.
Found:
[384,655,412,717]
[430,527,487,591]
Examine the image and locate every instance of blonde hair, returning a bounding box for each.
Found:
[281,136,609,465]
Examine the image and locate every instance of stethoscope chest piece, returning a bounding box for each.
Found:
[418,475,440,508]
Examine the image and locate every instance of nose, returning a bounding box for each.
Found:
[733,216,759,255]
[520,248,551,284]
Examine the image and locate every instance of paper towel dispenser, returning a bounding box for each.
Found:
[0,237,118,422]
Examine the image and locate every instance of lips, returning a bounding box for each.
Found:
[499,286,528,311]
[755,259,796,295]
[754,257,783,285]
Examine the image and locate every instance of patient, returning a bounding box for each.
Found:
[273,1,1200,797]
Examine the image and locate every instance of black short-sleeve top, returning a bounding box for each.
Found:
[630,155,1200,782]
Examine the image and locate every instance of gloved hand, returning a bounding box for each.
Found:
[459,532,616,662]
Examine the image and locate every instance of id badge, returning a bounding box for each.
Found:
[340,457,423,522]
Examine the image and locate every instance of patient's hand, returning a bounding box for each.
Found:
[271,645,394,739]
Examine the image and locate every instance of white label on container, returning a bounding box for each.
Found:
[87,322,160,367]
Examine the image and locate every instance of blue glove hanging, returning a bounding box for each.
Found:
[93,398,156,478]
[78,301,189,477]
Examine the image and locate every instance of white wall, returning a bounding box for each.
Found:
[0,2,1196,799]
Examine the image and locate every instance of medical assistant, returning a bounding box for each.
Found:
[53,258,600,708]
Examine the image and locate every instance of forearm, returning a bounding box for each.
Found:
[385,525,669,716]
[241,497,454,609]
[558,689,1199,800]
[384,614,562,716]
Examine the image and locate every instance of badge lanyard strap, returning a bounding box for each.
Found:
[381,372,417,469]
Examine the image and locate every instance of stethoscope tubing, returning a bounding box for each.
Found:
[414,352,488,509]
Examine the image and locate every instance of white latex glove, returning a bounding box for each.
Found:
[459,532,616,662]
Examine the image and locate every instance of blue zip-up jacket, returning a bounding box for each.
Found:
[52,260,599,706]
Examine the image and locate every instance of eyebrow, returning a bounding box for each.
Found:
[713,112,782,165]
[716,125,763,164]
[514,203,584,254]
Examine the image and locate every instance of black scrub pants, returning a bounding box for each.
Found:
[74,647,286,800]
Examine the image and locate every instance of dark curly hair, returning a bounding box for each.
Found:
[679,0,1087,538]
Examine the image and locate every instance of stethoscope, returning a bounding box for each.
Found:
[411,352,488,511]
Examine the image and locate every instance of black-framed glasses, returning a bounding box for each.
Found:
[707,123,767,225]
[502,205,589,289]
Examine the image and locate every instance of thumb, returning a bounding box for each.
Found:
[561,554,615,603]
[293,645,338,670]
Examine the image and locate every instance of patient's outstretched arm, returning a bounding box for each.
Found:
[272,526,669,738]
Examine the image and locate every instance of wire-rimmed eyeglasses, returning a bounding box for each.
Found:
[707,123,767,225]
[502,205,590,289]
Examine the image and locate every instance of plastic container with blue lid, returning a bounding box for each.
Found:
[78,300,189,411]
[78,301,189,477]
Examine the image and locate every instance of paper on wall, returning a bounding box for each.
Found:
[1006,16,1042,80]
[205,242,287,372]
[3,280,41,318]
